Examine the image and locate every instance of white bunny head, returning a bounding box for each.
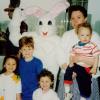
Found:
[9,0,69,47]
[24,0,70,37]
[36,16,56,37]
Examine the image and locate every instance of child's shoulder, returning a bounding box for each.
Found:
[0,73,4,79]
[33,57,43,64]
[11,73,21,84]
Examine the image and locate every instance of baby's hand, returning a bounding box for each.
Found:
[90,67,97,75]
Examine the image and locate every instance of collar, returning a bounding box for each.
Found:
[78,41,89,46]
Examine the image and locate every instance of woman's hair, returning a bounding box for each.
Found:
[77,22,92,34]
[1,55,19,75]
[68,5,87,20]
[38,69,54,88]
[19,36,34,49]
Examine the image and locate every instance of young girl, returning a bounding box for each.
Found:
[64,22,100,100]
[18,36,43,100]
[32,69,60,100]
[0,55,21,100]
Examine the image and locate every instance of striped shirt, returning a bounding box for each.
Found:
[71,41,100,67]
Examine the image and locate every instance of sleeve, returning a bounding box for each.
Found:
[91,32,100,49]
[36,59,43,74]
[9,8,23,47]
[92,45,100,56]
[55,40,67,66]
[91,32,100,67]
[16,79,22,93]
[61,32,75,64]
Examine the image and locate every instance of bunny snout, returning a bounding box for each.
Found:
[40,27,49,36]
[42,32,48,36]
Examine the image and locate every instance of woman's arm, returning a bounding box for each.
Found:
[90,56,99,75]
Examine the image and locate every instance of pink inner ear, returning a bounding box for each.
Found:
[24,6,47,18]
[47,0,70,18]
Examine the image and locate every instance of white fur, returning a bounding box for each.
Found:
[9,0,70,88]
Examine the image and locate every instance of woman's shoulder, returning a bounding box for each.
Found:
[62,29,75,37]
[62,29,75,42]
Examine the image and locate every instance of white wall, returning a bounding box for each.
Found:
[0,0,10,21]
[88,0,100,34]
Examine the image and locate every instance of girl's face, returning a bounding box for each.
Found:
[70,11,87,29]
[4,58,17,74]
[39,76,53,93]
[20,45,34,60]
[78,27,92,43]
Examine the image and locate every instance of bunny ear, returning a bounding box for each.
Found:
[46,0,70,19]
[24,6,47,18]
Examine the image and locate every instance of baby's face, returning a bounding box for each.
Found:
[77,27,92,43]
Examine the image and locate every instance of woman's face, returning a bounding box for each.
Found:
[70,11,87,29]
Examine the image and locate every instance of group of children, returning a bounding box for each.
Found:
[0,5,100,100]
[0,36,60,100]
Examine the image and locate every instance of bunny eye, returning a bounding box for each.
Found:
[48,21,52,25]
[39,21,43,25]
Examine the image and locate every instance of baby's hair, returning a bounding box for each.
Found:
[19,36,34,49]
[1,55,19,75]
[68,5,87,20]
[77,22,92,35]
[38,69,54,88]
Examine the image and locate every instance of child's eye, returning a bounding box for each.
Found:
[13,63,16,66]
[48,20,52,25]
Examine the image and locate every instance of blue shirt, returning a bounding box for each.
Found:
[19,57,43,100]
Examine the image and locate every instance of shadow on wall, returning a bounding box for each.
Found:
[94,21,100,35]
[0,56,5,72]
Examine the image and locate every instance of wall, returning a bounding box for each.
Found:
[88,0,100,35]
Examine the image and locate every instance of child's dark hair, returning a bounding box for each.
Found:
[68,5,87,20]
[1,55,19,75]
[19,36,34,49]
[77,22,92,34]
[38,69,54,88]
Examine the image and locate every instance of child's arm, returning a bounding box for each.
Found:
[72,53,95,66]
[90,55,99,75]
[16,93,22,100]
